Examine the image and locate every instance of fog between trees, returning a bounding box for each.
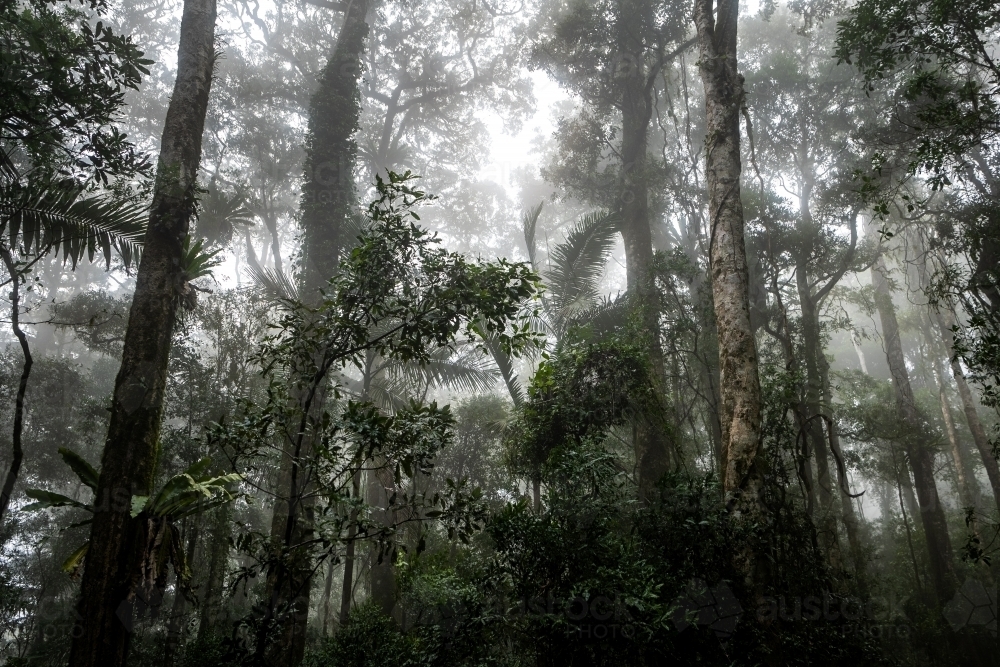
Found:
[0,0,998,665]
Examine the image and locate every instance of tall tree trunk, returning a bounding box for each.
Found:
[261,1,370,661]
[163,518,200,667]
[818,354,865,577]
[695,0,762,508]
[367,465,397,618]
[618,1,672,495]
[0,248,32,527]
[798,266,842,567]
[934,306,1000,511]
[872,257,956,603]
[926,343,979,512]
[299,0,369,296]
[320,558,335,636]
[69,2,217,664]
[197,504,231,643]
[338,471,361,625]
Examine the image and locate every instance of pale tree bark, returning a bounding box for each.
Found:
[694,0,762,507]
[872,256,956,603]
[69,0,217,664]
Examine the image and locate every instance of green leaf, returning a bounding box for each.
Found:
[130,495,149,518]
[23,489,92,512]
[62,542,89,577]
[58,447,99,491]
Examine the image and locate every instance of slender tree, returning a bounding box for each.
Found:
[871,254,956,603]
[69,0,218,663]
[694,0,762,507]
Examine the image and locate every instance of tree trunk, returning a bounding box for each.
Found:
[695,0,762,508]
[367,466,397,618]
[932,360,979,512]
[320,558,335,636]
[819,353,865,577]
[164,518,200,667]
[934,306,1000,512]
[798,265,841,567]
[299,0,369,296]
[0,248,33,527]
[197,504,231,642]
[338,471,361,626]
[69,1,217,664]
[261,1,371,661]
[618,0,672,495]
[872,257,956,603]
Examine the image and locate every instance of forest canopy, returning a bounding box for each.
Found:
[0,0,997,666]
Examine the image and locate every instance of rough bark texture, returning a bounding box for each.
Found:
[695,0,762,505]
[299,0,369,297]
[68,2,217,664]
[0,247,32,527]
[872,257,956,604]
[935,307,1000,512]
[261,2,370,660]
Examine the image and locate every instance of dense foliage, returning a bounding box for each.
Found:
[1,1,998,667]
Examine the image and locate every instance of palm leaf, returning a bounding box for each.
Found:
[545,210,619,324]
[197,186,254,247]
[522,202,543,270]
[568,293,631,336]
[247,262,299,302]
[380,346,496,393]
[472,322,524,407]
[0,178,146,268]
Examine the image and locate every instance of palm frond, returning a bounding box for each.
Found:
[0,178,146,269]
[568,293,631,337]
[341,211,370,252]
[480,332,524,407]
[383,347,499,396]
[545,210,619,323]
[0,147,19,182]
[247,263,299,302]
[522,202,543,270]
[197,186,255,247]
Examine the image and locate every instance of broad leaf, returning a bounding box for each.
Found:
[23,489,92,512]
[58,447,99,491]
